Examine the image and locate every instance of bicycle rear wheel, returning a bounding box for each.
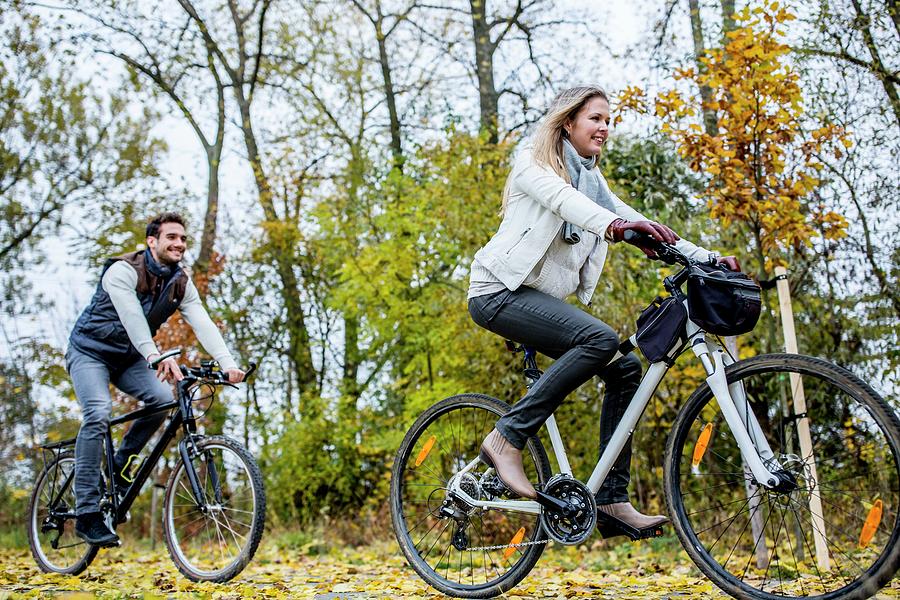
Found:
[162,435,266,582]
[666,354,900,600]
[390,393,552,598]
[28,453,98,574]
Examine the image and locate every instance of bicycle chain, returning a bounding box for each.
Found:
[462,538,551,552]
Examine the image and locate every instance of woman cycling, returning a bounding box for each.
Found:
[467,85,740,532]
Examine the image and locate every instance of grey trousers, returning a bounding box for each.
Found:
[67,346,173,515]
[468,286,642,504]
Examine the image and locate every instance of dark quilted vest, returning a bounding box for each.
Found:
[69,250,187,367]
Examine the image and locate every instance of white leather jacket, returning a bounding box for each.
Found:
[472,147,714,305]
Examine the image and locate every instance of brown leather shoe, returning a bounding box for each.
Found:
[597,502,669,529]
[479,429,537,499]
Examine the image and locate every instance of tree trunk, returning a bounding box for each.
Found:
[235,96,317,397]
[341,315,361,414]
[373,1,403,171]
[720,0,736,41]
[194,145,221,274]
[687,0,719,137]
[194,75,226,275]
[470,0,499,143]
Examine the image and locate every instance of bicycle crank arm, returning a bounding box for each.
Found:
[535,491,577,517]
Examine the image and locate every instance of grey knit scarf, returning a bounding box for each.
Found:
[561,138,616,244]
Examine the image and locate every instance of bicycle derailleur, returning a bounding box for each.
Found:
[537,474,596,546]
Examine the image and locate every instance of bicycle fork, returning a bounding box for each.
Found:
[179,436,211,510]
[690,332,783,488]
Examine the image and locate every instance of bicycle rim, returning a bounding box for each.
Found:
[164,439,262,580]
[391,394,550,598]
[28,455,97,574]
[667,354,900,599]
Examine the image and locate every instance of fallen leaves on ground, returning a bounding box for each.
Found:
[3,536,900,599]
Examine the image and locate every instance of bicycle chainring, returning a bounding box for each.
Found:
[539,474,596,546]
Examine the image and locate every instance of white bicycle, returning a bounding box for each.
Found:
[390,238,900,600]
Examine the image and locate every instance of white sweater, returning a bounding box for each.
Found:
[101,261,238,371]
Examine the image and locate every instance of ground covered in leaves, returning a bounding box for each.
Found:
[3,534,900,599]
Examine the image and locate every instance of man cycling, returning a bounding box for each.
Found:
[66,212,244,547]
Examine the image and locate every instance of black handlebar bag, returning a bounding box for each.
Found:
[687,263,762,336]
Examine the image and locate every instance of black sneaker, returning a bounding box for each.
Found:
[75,512,120,547]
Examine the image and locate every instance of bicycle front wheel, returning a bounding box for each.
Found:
[162,435,266,582]
[27,452,98,574]
[391,393,552,599]
[666,354,900,600]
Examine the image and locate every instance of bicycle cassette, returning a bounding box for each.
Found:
[539,474,596,546]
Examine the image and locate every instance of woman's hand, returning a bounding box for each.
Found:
[608,219,680,257]
[717,256,742,272]
[608,219,680,244]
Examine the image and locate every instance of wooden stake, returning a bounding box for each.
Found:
[774,266,830,570]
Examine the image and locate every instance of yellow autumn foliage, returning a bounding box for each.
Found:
[620,1,850,270]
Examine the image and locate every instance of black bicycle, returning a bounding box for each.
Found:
[27,350,266,582]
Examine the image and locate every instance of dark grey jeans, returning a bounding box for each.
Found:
[468,286,642,504]
[67,346,173,515]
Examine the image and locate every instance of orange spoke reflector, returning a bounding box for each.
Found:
[859,499,883,548]
[692,423,714,468]
[415,435,436,467]
[504,527,526,560]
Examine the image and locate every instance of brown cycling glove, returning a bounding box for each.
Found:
[608,218,680,257]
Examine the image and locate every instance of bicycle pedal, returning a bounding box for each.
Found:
[595,511,666,542]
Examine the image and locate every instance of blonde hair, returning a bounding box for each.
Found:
[501,85,609,214]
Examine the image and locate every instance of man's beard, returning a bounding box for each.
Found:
[157,249,182,266]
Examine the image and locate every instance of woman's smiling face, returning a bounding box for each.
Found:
[564,96,610,158]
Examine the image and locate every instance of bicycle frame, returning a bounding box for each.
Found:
[447,300,783,516]
[41,377,218,525]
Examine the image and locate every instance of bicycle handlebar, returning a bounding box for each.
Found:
[149,349,257,386]
[148,348,182,368]
[622,230,690,266]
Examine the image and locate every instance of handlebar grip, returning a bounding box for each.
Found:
[622,229,661,248]
[243,362,258,383]
[148,348,182,369]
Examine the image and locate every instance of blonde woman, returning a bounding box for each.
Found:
[468,85,740,532]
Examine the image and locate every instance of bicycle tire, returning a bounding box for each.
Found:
[162,435,266,582]
[27,452,99,575]
[391,393,552,598]
[665,353,900,600]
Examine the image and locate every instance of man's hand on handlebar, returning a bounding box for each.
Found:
[224,369,246,384]
[148,353,184,383]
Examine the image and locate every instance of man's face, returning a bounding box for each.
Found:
[147,222,187,266]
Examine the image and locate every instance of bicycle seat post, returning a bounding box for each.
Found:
[522,347,542,387]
